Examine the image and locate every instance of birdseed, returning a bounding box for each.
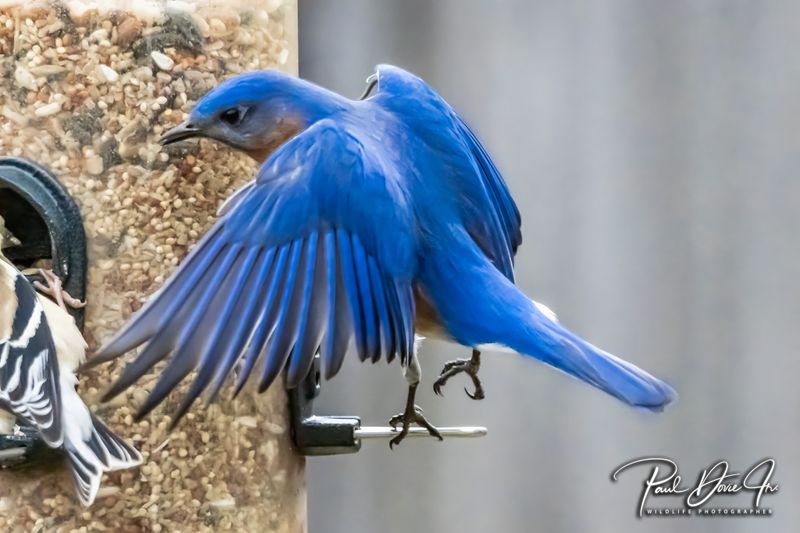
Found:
[0,1,305,531]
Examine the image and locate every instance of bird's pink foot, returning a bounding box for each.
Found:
[33,269,85,311]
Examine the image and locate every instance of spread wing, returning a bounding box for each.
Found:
[455,115,523,268]
[0,260,63,446]
[372,64,522,281]
[89,120,420,425]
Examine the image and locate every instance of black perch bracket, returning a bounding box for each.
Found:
[288,354,362,455]
[289,353,488,455]
[0,157,87,469]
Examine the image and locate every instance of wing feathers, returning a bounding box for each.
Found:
[234,243,290,396]
[336,229,368,361]
[92,120,418,424]
[172,246,260,423]
[99,226,413,425]
[368,256,393,363]
[131,245,242,420]
[350,234,379,362]
[258,238,305,392]
[287,232,329,387]
[396,283,416,365]
[383,274,406,365]
[458,118,522,262]
[321,231,353,379]
[206,247,273,402]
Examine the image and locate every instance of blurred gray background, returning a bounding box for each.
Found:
[299,1,799,532]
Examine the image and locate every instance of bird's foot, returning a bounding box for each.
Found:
[388,404,443,449]
[433,349,484,400]
[32,269,86,311]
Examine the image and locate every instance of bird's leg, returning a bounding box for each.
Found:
[32,269,86,311]
[388,347,443,449]
[433,348,484,400]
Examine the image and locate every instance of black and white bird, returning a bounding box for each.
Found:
[0,219,141,506]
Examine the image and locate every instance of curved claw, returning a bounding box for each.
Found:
[66,298,87,309]
[465,386,485,400]
[429,427,444,442]
[433,351,485,400]
[389,433,405,450]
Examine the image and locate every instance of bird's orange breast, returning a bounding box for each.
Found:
[414,284,451,340]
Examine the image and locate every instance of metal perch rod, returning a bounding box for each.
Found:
[355,426,487,439]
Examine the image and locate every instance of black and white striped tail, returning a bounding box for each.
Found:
[65,414,142,506]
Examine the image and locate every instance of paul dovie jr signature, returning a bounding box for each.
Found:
[611,457,779,518]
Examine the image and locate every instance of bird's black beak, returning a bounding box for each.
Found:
[159,121,202,145]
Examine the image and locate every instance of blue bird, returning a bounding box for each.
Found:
[88,65,676,447]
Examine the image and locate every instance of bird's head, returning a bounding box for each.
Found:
[160,70,345,162]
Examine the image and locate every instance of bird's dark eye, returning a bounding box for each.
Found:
[220,108,241,126]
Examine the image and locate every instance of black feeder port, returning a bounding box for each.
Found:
[0,157,86,468]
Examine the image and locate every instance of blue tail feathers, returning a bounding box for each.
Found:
[419,233,677,411]
[520,306,677,410]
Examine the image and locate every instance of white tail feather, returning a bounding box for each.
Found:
[61,376,142,506]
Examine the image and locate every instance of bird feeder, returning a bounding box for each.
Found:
[0,1,305,531]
